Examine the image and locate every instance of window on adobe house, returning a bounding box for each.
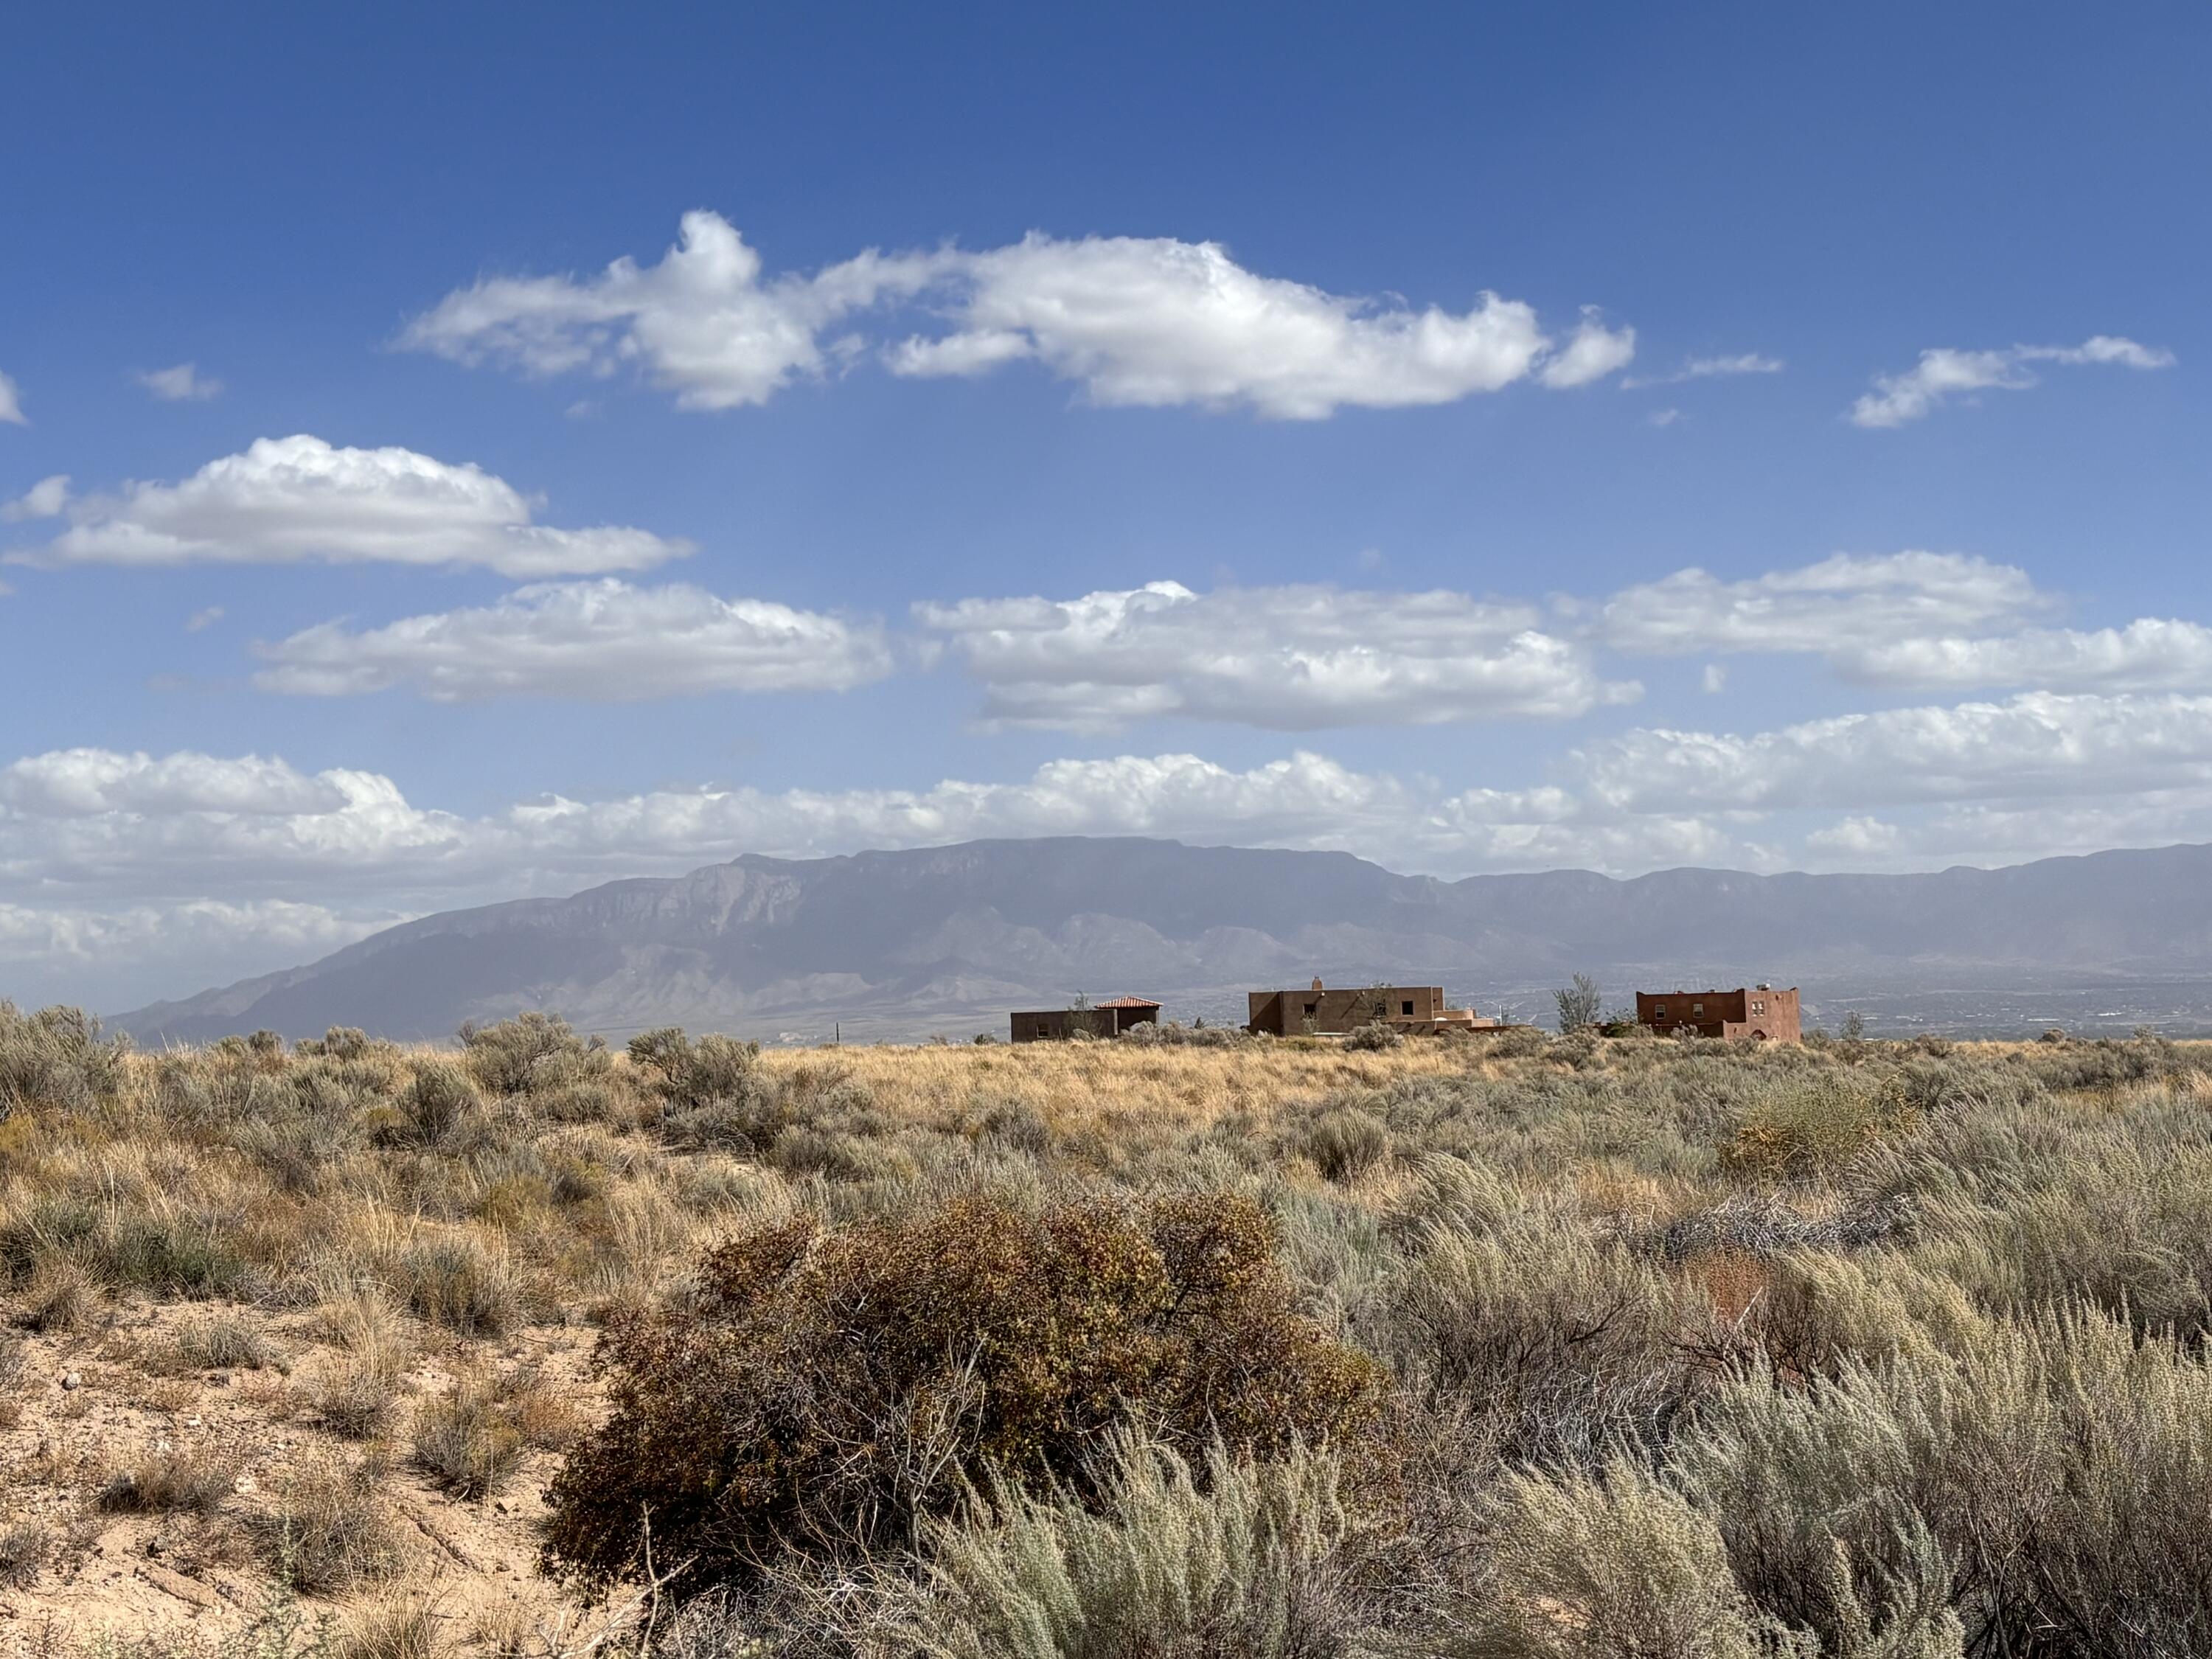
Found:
[1035,1023,1049,1038]
[1655,1005,1666,1018]
[1401,1000,1414,1016]
[1751,999,1765,1015]
[1693,1002,1704,1014]
[1304,1001,1318,1016]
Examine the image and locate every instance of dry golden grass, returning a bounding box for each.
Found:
[757,1033,1475,1130]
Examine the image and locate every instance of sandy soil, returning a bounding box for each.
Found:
[0,1301,602,1658]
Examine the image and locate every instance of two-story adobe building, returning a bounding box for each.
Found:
[1633,984,1801,1043]
[1246,978,1501,1037]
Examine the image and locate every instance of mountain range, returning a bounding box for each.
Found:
[112,836,2212,1045]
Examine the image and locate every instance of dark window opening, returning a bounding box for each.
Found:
[1304,1001,1318,1015]
[1401,1000,1414,1016]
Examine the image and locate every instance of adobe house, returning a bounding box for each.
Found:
[1245,978,1501,1037]
[1009,996,1162,1043]
[1633,984,1801,1043]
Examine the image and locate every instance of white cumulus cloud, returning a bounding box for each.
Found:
[137,362,223,402]
[917,581,1637,730]
[254,579,895,701]
[1,474,69,521]
[0,748,349,818]
[1595,552,2050,658]
[0,370,24,425]
[1535,310,1637,390]
[1841,619,2212,692]
[24,435,691,576]
[401,212,940,411]
[405,212,1630,420]
[1571,692,2212,814]
[897,234,1596,416]
[1851,335,2174,428]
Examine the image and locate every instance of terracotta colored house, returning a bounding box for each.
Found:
[1245,977,1501,1037]
[1633,985,1801,1043]
[1009,996,1162,1043]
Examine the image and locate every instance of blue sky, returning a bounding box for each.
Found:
[4,1,2210,1009]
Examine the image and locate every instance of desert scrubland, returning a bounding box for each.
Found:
[2,1003,2210,1657]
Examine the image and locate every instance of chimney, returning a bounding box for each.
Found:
[1311,976,1325,992]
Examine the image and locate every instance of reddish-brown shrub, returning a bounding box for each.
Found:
[541,1188,1384,1591]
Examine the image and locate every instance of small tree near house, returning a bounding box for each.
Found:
[1554,973,1602,1034]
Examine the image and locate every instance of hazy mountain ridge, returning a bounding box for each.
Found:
[111,837,2212,1045]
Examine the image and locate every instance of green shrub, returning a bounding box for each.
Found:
[1388,1219,1691,1464]
[100,1442,240,1514]
[627,1027,762,1109]
[309,1355,400,1439]
[397,1233,524,1336]
[411,1374,524,1500]
[1447,1464,1815,1658]
[18,1254,97,1332]
[660,1095,790,1155]
[880,1430,1377,1659]
[534,1077,625,1124]
[388,1061,482,1148]
[1123,1020,1252,1048]
[337,1596,445,1659]
[769,1125,916,1182]
[1722,1072,1919,1181]
[461,1012,604,1096]
[257,1450,406,1593]
[1481,1026,1550,1060]
[234,1115,350,1197]
[209,1029,290,1073]
[628,1027,790,1153]
[1307,1107,1392,1182]
[1675,1309,2212,1657]
[0,1003,130,1113]
[10,1199,259,1303]
[165,1311,282,1373]
[978,1100,1050,1157]
[542,1187,1385,1591]
[107,1211,256,1298]
[1343,1020,1402,1052]
[295,1026,380,1060]
[0,1522,50,1590]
